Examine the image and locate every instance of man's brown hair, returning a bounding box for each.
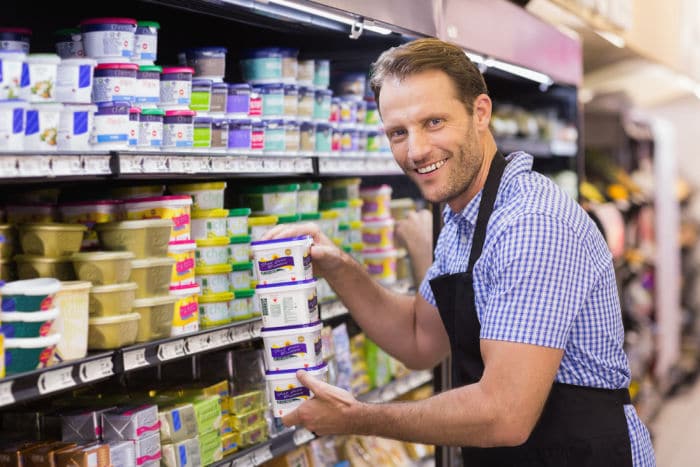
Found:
[370,38,488,114]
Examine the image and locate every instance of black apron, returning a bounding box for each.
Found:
[429,152,633,467]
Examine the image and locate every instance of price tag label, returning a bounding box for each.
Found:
[249,320,263,339]
[185,333,211,354]
[0,381,15,407]
[52,156,81,175]
[229,324,251,344]
[293,428,315,446]
[211,156,229,173]
[123,348,149,371]
[0,157,18,177]
[251,446,273,464]
[231,456,254,467]
[17,156,46,176]
[144,156,168,172]
[157,339,185,361]
[296,158,313,173]
[83,155,110,174]
[37,366,76,395]
[194,157,210,172]
[169,156,185,173]
[79,357,114,382]
[209,329,231,347]
[279,158,294,172]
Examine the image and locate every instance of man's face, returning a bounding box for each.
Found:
[379,69,484,210]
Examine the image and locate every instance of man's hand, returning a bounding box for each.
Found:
[281,369,363,436]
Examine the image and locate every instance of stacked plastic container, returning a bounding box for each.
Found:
[359,184,397,285]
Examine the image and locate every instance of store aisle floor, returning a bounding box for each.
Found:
[650,377,700,466]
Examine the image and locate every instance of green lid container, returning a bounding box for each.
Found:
[277,214,301,224]
[244,183,300,194]
[229,235,252,244]
[141,108,165,116]
[320,200,349,209]
[229,208,252,217]
[231,261,253,271]
[300,212,321,221]
[137,20,161,29]
[234,288,255,298]
[139,65,163,73]
[299,182,322,191]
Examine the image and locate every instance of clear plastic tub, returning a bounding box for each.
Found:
[88,312,140,349]
[251,235,313,285]
[132,295,177,342]
[130,257,176,298]
[191,208,228,240]
[88,281,137,317]
[168,240,196,286]
[261,321,323,371]
[256,278,318,328]
[169,181,226,211]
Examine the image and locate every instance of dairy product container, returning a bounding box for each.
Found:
[241,48,283,84]
[170,181,226,211]
[135,64,161,108]
[80,18,137,60]
[169,283,199,335]
[193,116,212,148]
[59,199,122,249]
[55,28,84,59]
[261,321,323,370]
[185,47,227,81]
[133,21,159,64]
[283,120,300,154]
[123,195,192,241]
[229,261,253,291]
[227,118,251,152]
[231,288,254,321]
[167,240,196,286]
[252,83,283,117]
[51,280,91,362]
[361,217,395,249]
[297,86,313,118]
[313,89,332,121]
[0,27,31,53]
[191,208,228,239]
[160,67,194,109]
[25,54,60,102]
[55,57,96,103]
[190,79,212,112]
[363,248,397,285]
[132,295,177,342]
[92,62,138,104]
[251,235,313,284]
[245,183,299,216]
[0,51,28,99]
[229,235,251,264]
[226,208,251,237]
[195,237,230,267]
[198,292,233,327]
[313,60,330,89]
[296,59,314,86]
[24,102,62,150]
[88,281,137,317]
[296,182,321,214]
[256,278,318,328]
[130,257,176,298]
[138,108,164,148]
[226,83,250,117]
[247,215,278,241]
[0,99,27,150]
[315,123,332,153]
[91,101,129,148]
[263,118,284,152]
[57,104,96,151]
[360,185,393,219]
[283,84,298,118]
[128,106,140,146]
[88,312,140,349]
[163,109,195,149]
[195,263,232,295]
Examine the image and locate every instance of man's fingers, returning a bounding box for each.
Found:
[281,407,301,427]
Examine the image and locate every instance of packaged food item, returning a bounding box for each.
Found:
[80,17,137,60]
[260,321,323,371]
[132,295,178,342]
[133,21,160,64]
[168,240,196,286]
[256,278,318,327]
[360,185,393,219]
[363,248,397,285]
[265,362,327,417]
[251,235,313,285]
[88,282,137,317]
[185,47,227,81]
[169,182,226,211]
[71,251,135,285]
[169,284,200,335]
[87,313,140,349]
[130,257,175,298]
[123,195,193,242]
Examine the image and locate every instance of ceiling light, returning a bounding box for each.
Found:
[465,51,484,64]
[483,58,553,86]
[267,0,392,35]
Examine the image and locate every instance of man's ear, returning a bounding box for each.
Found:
[473,93,492,131]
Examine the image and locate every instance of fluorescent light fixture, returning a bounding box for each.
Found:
[267,0,392,35]
[483,57,553,86]
[595,30,625,48]
[465,51,484,64]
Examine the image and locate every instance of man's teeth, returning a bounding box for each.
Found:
[417,160,445,174]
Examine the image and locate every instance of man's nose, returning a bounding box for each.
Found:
[407,130,431,162]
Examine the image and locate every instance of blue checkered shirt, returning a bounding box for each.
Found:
[419,152,655,466]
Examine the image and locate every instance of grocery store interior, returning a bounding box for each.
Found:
[0,0,698,465]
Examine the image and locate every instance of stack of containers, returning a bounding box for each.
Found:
[0,278,62,375]
[0,30,28,152]
[251,233,327,418]
[102,404,162,466]
[359,184,397,285]
[58,200,124,251]
[14,221,86,281]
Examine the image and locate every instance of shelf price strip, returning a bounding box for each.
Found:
[78,356,114,383]
[123,348,149,371]
[37,366,75,395]
[0,381,15,407]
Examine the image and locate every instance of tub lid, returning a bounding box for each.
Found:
[277,47,299,57]
[233,288,254,298]
[248,215,278,226]
[133,294,178,307]
[229,234,251,244]
[195,264,232,275]
[299,212,320,221]
[141,108,165,116]
[129,107,141,114]
[231,261,253,271]
[244,183,300,194]
[123,195,193,204]
[169,283,200,294]
[299,182,321,191]
[0,27,32,34]
[265,361,327,376]
[90,282,138,293]
[138,65,162,73]
[348,198,364,208]
[192,208,228,219]
[95,219,172,230]
[250,234,311,247]
[349,220,363,229]
[276,214,300,225]
[5,333,61,348]
[198,291,233,303]
[164,110,196,117]
[80,18,137,26]
[131,257,176,268]
[319,210,339,220]
[18,223,88,232]
[95,63,139,71]
[192,78,213,86]
[1,278,61,296]
[55,27,80,37]
[0,307,59,322]
[88,312,141,325]
[194,116,213,124]
[14,254,73,264]
[27,54,61,64]
[261,320,322,333]
[137,20,160,28]
[255,278,316,290]
[161,66,195,74]
[212,82,228,90]
[59,199,123,208]
[72,251,135,261]
[195,237,229,247]
[58,281,93,293]
[186,46,227,55]
[338,223,349,231]
[241,47,283,59]
[228,83,251,90]
[321,200,348,209]
[228,207,251,217]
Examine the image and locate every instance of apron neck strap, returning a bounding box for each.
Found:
[467,151,507,273]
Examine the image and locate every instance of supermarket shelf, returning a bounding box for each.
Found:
[319,300,349,320]
[0,151,112,179]
[214,370,433,467]
[496,137,578,158]
[317,154,402,175]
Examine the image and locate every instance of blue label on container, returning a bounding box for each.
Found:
[78,65,92,88]
[226,94,248,114]
[96,133,128,143]
[0,62,3,81]
[149,139,162,147]
[274,386,310,402]
[271,343,307,360]
[175,140,192,147]
[12,108,22,134]
[172,409,181,431]
[228,129,250,150]
[177,97,189,104]
[25,110,38,136]
[179,445,187,466]
[140,52,156,60]
[20,62,29,87]
[1,297,16,311]
[73,111,88,135]
[0,323,15,338]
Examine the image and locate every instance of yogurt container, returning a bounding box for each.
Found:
[297,183,321,214]
[55,57,96,104]
[229,261,253,291]
[193,116,212,148]
[4,333,61,375]
[163,109,195,149]
[226,83,250,117]
[123,195,193,241]
[229,235,251,264]
[211,117,228,149]
[170,181,226,211]
[198,291,233,328]
[284,120,300,154]
[80,18,137,60]
[256,278,318,327]
[340,128,359,153]
[249,89,262,119]
[55,28,84,59]
[0,307,58,338]
[227,118,251,152]
[245,183,299,216]
[88,312,140,349]
[190,79,212,112]
[266,362,328,417]
[25,54,60,102]
[169,283,200,335]
[247,215,277,241]
[92,62,138,104]
[137,108,164,148]
[313,60,330,89]
[227,208,251,237]
[315,123,332,153]
[0,99,27,150]
[128,106,140,146]
[59,199,123,250]
[58,104,97,151]
[260,321,323,370]
[160,67,194,109]
[299,120,315,153]
[25,102,62,150]
[263,118,285,153]
[251,120,264,152]
[317,210,339,239]
[130,257,176,298]
[132,295,177,342]
[231,288,254,321]
[297,86,313,119]
[251,235,313,285]
[313,89,332,122]
[296,59,314,87]
[279,48,298,84]
[253,83,284,117]
[191,208,228,239]
[132,21,159,64]
[167,240,196,286]
[210,82,228,114]
[135,64,161,108]
[338,98,357,127]
[365,100,379,127]
[185,47,227,81]
[241,48,283,84]
[0,51,28,99]
[363,248,397,285]
[366,130,381,153]
[0,28,31,53]
[283,84,298,118]
[195,237,230,267]
[360,185,393,219]
[1,277,61,312]
[196,263,232,295]
[362,217,394,249]
[91,101,129,148]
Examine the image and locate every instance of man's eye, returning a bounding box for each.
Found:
[390,129,406,138]
[428,118,443,127]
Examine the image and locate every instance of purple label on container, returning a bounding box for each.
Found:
[367,263,384,275]
[271,343,307,359]
[274,386,310,402]
[73,111,89,135]
[363,233,382,244]
[12,108,22,134]
[78,65,92,88]
[25,110,38,136]
[314,339,322,355]
[363,202,378,215]
[226,94,248,114]
[307,294,317,314]
[259,256,295,273]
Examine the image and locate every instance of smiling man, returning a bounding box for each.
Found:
[262,38,655,466]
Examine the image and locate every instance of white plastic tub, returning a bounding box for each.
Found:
[169,181,226,211]
[25,54,60,102]
[191,208,228,240]
[256,279,318,328]
[260,321,322,370]
[229,235,251,264]
[80,18,137,60]
[266,362,328,417]
[58,104,97,151]
[230,288,254,321]
[167,240,196,286]
[251,235,313,285]
[245,184,299,216]
[229,261,253,291]
[55,57,97,104]
[361,218,395,249]
[0,99,27,150]
[91,101,129,149]
[0,51,27,99]
[227,208,251,237]
[123,195,193,241]
[25,103,63,151]
[247,215,277,242]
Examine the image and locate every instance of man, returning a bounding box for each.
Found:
[263,38,655,466]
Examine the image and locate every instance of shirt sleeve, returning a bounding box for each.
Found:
[479,213,599,349]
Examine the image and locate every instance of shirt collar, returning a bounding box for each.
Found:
[441,151,533,227]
